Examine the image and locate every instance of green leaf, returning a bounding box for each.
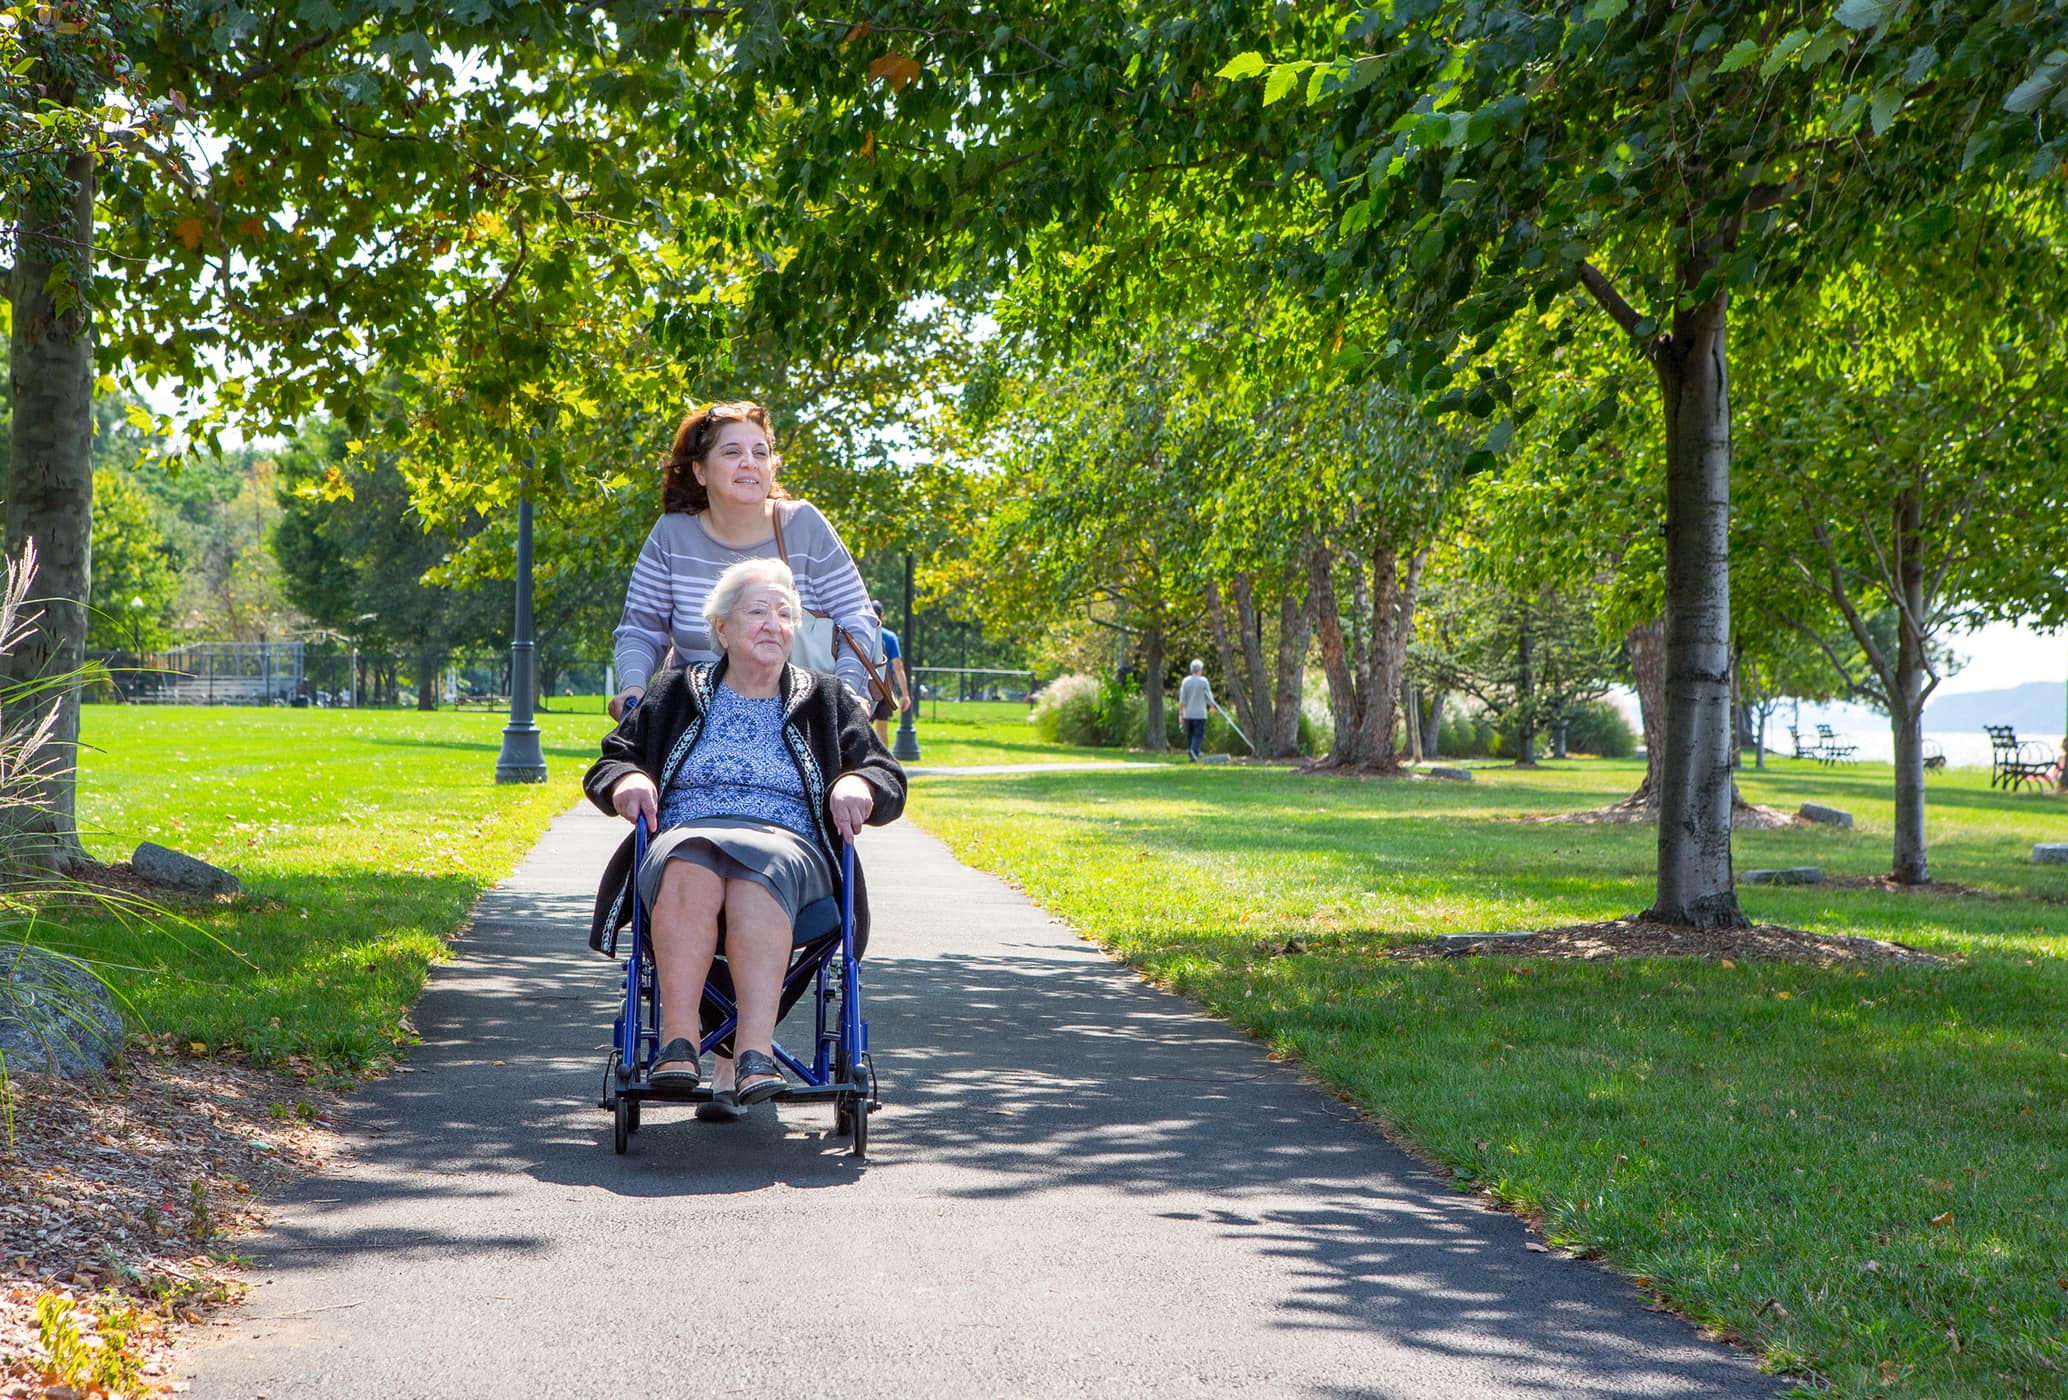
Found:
[1715,39,1760,74]
[1306,64,1330,106]
[1758,30,1811,80]
[2003,51,2068,116]
[1339,199,1373,238]
[1834,0,1890,30]
[1214,51,1267,82]
[1414,226,1446,269]
[1583,0,1628,23]
[1902,44,1937,87]
[1868,88,1903,136]
[1262,63,1303,107]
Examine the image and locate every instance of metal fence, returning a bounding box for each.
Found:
[89,642,404,707]
[87,643,612,707]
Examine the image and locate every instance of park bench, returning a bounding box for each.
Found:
[1787,725,1825,762]
[1813,724,1858,765]
[1819,719,1869,765]
[1984,725,2056,791]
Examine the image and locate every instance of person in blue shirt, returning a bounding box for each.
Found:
[869,601,913,742]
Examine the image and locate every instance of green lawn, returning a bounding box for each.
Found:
[62,703,613,1075]
[49,697,1108,1074]
[906,756,2068,1400]
[900,699,1174,767]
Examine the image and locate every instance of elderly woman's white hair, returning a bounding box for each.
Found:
[703,557,802,639]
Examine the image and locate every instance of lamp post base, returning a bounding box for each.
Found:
[892,709,921,762]
[495,723,548,784]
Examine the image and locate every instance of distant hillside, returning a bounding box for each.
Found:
[1923,681,2067,736]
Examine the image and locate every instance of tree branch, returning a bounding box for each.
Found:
[1577,262,1646,339]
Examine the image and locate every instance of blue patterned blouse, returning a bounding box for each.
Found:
[659,683,816,839]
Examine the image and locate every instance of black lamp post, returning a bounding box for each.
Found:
[892,551,921,762]
[495,490,548,783]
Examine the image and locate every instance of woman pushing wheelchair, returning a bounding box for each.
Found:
[584,556,905,1117]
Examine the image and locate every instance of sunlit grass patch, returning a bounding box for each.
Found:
[909,757,2068,1399]
[66,704,612,1076]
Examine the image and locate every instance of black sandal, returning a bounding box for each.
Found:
[734,1049,785,1105]
[650,1037,700,1089]
[695,1088,744,1122]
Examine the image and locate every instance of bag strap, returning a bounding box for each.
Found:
[768,500,790,567]
[838,626,890,692]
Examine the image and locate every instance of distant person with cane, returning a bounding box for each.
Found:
[1179,659,1221,762]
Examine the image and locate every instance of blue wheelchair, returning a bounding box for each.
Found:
[601,816,877,1157]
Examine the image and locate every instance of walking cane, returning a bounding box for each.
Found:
[1216,705,1258,755]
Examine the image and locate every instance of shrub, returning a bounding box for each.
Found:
[1030,673,1106,746]
[1559,700,1636,758]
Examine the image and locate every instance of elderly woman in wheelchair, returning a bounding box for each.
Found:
[584,556,905,1116]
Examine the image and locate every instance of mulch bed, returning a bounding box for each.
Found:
[1540,802,1798,831]
[1383,917,1946,967]
[62,863,225,907]
[0,1048,341,1396]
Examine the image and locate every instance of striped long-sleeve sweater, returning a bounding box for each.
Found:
[611,500,879,697]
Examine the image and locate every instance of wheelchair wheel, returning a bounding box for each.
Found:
[614,1096,633,1155]
[627,1099,642,1133]
[848,1093,868,1157]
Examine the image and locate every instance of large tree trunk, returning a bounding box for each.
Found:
[1141,615,1167,752]
[1305,539,1359,763]
[1229,571,1270,744]
[1646,295,1746,928]
[1267,579,1310,757]
[1889,489,1930,884]
[1420,690,1444,759]
[415,647,446,711]
[1514,599,1537,766]
[1625,618,1667,807]
[3,146,97,874]
[1353,545,1399,765]
[1353,546,1424,769]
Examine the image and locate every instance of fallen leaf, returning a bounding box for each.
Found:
[1718,958,1735,969]
[1930,1210,1953,1227]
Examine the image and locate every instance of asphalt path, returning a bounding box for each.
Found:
[180,801,1780,1399]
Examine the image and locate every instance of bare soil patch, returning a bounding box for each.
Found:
[1822,874,1990,896]
[1,1048,341,1394]
[1385,917,1946,967]
[1542,802,1797,830]
[65,861,228,907]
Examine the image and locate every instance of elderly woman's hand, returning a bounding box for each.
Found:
[827,773,874,842]
[611,773,660,829]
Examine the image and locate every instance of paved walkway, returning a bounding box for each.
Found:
[180,804,1777,1399]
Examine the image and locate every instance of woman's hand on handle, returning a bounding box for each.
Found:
[608,686,645,722]
[828,773,874,842]
[611,773,659,830]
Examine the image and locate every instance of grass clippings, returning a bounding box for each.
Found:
[0,1050,341,1395]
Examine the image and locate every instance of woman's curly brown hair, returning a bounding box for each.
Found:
[661,400,789,515]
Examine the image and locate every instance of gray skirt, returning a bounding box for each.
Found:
[637,816,834,925]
